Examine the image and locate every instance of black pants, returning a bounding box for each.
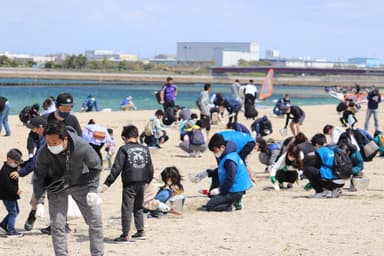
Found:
[163,101,175,111]
[276,170,298,183]
[244,94,256,107]
[200,114,211,131]
[303,166,324,193]
[121,183,145,236]
[321,179,345,190]
[227,111,239,129]
[206,192,244,211]
[27,131,39,154]
[90,143,104,162]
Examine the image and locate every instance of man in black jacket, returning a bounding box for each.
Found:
[100,125,154,243]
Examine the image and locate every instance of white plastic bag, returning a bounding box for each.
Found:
[67,195,82,220]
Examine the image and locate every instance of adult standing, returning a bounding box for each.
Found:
[197,83,212,138]
[243,79,258,107]
[159,77,177,111]
[364,87,381,132]
[38,93,81,234]
[33,120,103,256]
[0,96,11,136]
[46,93,82,136]
[231,79,241,102]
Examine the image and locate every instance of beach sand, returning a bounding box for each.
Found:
[0,104,384,256]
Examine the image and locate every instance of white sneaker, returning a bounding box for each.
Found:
[309,190,328,199]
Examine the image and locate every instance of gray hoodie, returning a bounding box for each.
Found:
[33,129,102,203]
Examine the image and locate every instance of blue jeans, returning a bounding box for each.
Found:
[1,200,19,233]
[0,103,11,136]
[364,108,379,131]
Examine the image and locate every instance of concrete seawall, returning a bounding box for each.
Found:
[0,68,383,87]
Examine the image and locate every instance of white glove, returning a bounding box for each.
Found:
[86,192,102,206]
[188,170,208,183]
[210,188,220,196]
[97,184,109,193]
[36,203,45,219]
[158,202,170,212]
[279,128,288,137]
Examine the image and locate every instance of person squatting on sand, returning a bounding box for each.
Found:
[303,133,352,199]
[33,120,104,256]
[269,144,304,191]
[140,109,169,149]
[144,166,184,217]
[100,125,154,243]
[202,133,253,211]
[179,120,207,157]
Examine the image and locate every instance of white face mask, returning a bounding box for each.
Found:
[214,151,223,158]
[9,163,18,168]
[48,144,64,154]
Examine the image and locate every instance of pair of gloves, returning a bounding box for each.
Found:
[34,185,109,219]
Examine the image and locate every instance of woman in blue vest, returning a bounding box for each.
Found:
[304,133,345,198]
[204,134,252,211]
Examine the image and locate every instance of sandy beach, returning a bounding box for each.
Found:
[0,104,384,256]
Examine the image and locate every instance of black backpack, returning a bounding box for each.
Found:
[162,107,176,126]
[332,147,353,179]
[244,102,258,119]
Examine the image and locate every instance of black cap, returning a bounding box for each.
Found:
[7,148,22,163]
[25,116,48,129]
[56,93,74,106]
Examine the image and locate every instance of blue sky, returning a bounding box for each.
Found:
[1,0,383,60]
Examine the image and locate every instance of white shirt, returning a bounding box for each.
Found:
[243,84,257,96]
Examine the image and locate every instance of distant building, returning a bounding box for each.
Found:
[265,49,280,59]
[348,57,383,68]
[0,51,55,64]
[85,50,138,62]
[260,57,365,69]
[177,42,259,66]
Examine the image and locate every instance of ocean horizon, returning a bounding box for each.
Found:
[0,78,339,115]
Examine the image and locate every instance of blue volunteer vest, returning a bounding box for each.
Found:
[219,131,255,153]
[317,147,337,179]
[218,152,252,192]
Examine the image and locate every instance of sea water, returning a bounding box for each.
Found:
[0,78,339,115]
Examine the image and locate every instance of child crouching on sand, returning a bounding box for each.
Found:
[144,166,185,217]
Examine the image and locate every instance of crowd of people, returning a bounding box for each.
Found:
[0,77,382,256]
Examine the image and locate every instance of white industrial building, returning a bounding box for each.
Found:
[177,42,259,66]
[85,50,138,62]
